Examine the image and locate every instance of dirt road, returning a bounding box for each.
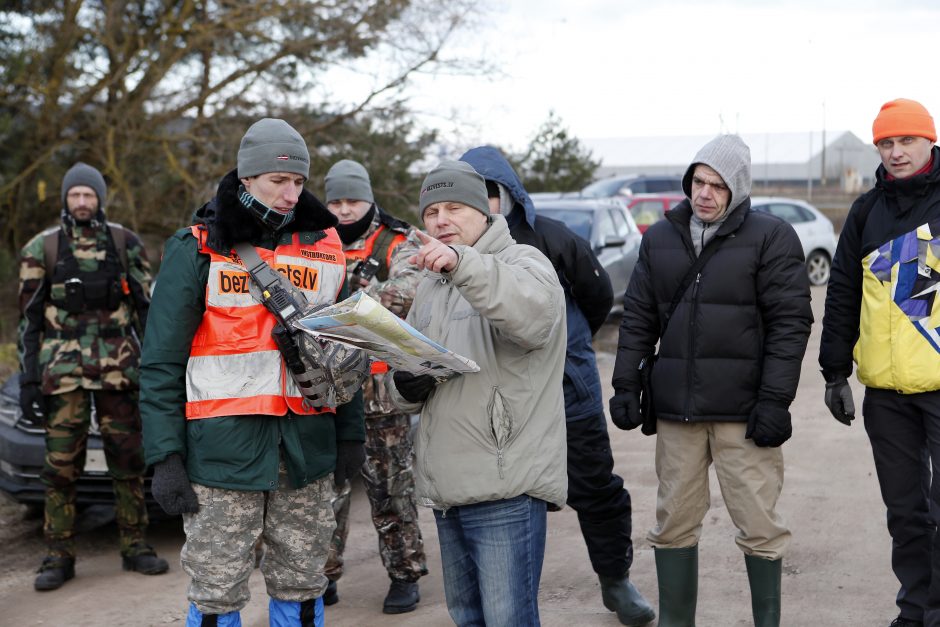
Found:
[0,285,899,626]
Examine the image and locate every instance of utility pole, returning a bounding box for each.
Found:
[821,101,827,187]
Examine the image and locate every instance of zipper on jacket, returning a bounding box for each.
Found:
[683,273,702,422]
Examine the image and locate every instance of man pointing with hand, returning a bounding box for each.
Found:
[386,160,568,626]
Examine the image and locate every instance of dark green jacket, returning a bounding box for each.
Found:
[140,170,364,491]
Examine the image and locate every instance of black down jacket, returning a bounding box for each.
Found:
[612,198,813,423]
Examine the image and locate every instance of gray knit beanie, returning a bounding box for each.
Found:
[419,160,490,218]
[325,159,374,204]
[61,162,107,209]
[682,134,752,211]
[237,118,310,179]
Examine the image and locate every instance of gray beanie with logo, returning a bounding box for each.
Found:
[681,134,752,212]
[419,160,490,218]
[61,162,107,209]
[325,159,374,204]
[237,118,310,179]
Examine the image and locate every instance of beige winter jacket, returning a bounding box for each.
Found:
[387,215,568,510]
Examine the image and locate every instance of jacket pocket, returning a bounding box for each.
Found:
[487,386,514,479]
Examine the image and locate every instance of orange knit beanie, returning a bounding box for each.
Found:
[872,99,936,144]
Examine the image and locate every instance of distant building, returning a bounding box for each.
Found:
[583,131,881,193]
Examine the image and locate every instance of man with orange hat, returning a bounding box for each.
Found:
[821,98,940,627]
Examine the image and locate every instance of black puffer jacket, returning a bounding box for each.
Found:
[612,198,813,423]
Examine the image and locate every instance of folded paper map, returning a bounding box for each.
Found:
[294,291,479,379]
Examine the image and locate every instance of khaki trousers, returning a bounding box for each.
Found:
[647,420,790,560]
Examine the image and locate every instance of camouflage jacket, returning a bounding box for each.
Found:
[18,216,152,394]
[344,207,421,416]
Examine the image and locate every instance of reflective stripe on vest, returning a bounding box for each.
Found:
[342,225,406,376]
[185,226,347,419]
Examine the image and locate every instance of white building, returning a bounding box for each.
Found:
[583,131,881,193]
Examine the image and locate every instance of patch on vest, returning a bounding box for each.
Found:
[218,265,320,294]
[300,249,338,263]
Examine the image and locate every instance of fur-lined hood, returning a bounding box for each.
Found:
[194,169,338,252]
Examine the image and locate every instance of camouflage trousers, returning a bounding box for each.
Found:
[325,412,427,583]
[181,466,335,615]
[42,388,147,559]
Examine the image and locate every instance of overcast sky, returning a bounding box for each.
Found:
[384,0,940,157]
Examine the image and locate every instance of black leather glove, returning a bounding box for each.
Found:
[19,382,47,424]
[824,378,855,426]
[334,440,365,487]
[745,401,792,447]
[609,391,643,430]
[151,453,199,515]
[393,371,437,403]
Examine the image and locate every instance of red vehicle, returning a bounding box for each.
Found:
[627,193,685,233]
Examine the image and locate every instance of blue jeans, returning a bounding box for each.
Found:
[434,494,548,627]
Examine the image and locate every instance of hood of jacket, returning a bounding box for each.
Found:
[193,169,338,252]
[459,146,536,229]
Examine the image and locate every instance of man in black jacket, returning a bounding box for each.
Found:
[820,98,940,627]
[460,146,655,627]
[611,134,812,627]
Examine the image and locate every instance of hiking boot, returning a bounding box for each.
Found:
[323,580,339,606]
[122,543,169,575]
[889,617,924,627]
[383,579,419,614]
[599,574,656,626]
[34,556,75,591]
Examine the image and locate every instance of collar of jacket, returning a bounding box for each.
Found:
[666,196,751,246]
[194,169,338,252]
[876,145,940,207]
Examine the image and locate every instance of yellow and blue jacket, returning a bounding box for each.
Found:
[821,148,940,393]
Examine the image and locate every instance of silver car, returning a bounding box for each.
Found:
[531,197,642,308]
[750,196,838,286]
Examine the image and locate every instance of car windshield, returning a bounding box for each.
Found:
[630,200,666,229]
[535,209,593,241]
[582,178,626,198]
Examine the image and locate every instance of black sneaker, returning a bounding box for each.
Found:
[323,580,339,606]
[890,616,924,627]
[383,580,419,614]
[34,556,75,591]
[121,543,169,575]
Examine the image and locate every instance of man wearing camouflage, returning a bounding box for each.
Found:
[321,159,428,614]
[18,162,168,591]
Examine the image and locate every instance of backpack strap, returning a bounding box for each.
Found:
[106,222,129,274]
[42,229,61,272]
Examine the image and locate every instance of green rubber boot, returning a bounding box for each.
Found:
[745,554,782,627]
[654,546,698,627]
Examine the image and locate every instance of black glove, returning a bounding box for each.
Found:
[19,382,47,424]
[609,391,643,430]
[151,453,199,515]
[745,401,792,447]
[393,371,437,403]
[334,440,365,487]
[824,378,855,426]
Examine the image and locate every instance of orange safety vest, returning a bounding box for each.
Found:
[343,224,406,375]
[185,226,347,419]
[343,225,407,279]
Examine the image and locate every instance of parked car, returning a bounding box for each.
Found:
[627,193,686,233]
[531,197,642,307]
[581,174,683,199]
[0,373,158,510]
[750,196,838,286]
